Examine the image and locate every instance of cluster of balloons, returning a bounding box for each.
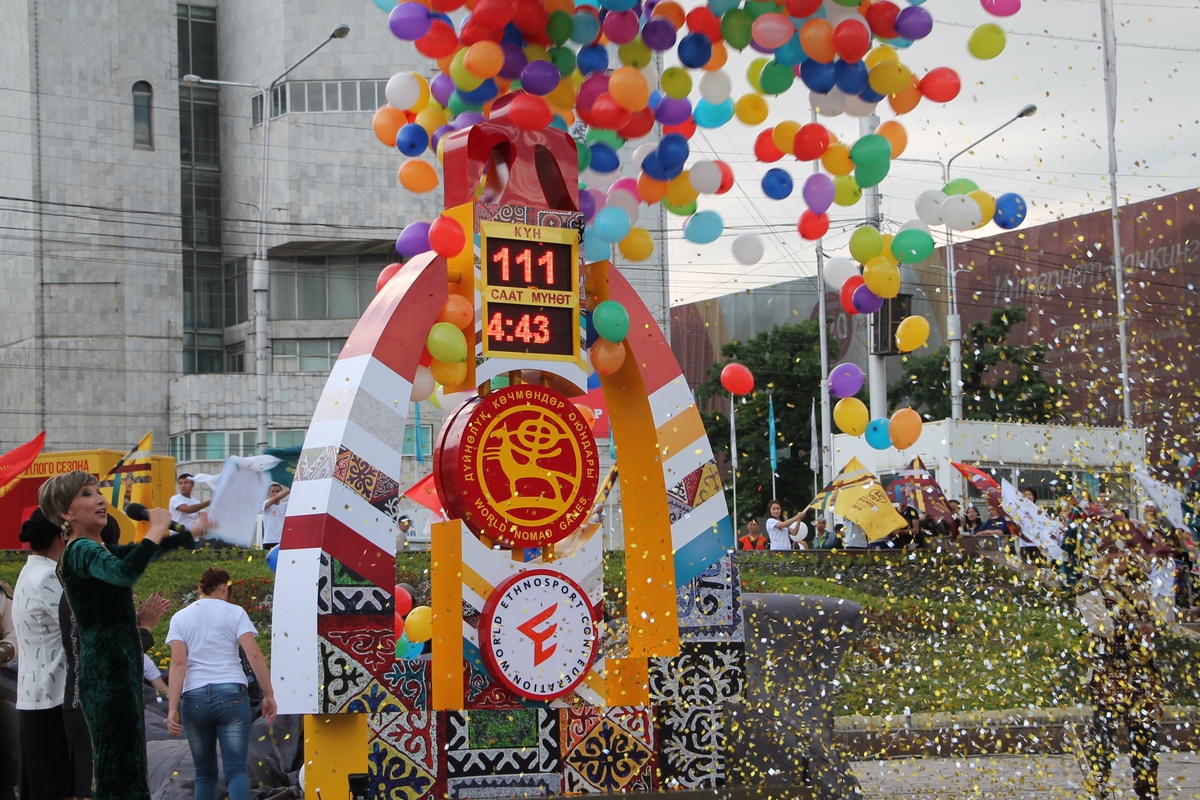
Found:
[832,400,924,451]
[588,299,632,376]
[915,180,1027,231]
[395,582,432,659]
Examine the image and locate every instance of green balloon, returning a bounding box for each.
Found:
[854,159,890,189]
[720,9,752,51]
[758,61,795,96]
[743,1,777,20]
[850,134,891,170]
[592,300,630,343]
[549,46,576,76]
[427,322,468,363]
[447,92,482,117]
[944,177,980,196]
[547,10,573,46]
[577,140,592,172]
[490,375,510,389]
[831,0,859,5]
[891,228,936,264]
[664,199,698,217]
[585,127,624,148]
[849,225,883,263]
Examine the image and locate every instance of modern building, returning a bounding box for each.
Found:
[1,2,668,497]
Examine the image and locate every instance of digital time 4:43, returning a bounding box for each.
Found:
[486,312,551,344]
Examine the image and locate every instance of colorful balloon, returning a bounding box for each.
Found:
[849,226,883,263]
[896,315,931,352]
[828,362,865,398]
[731,233,764,265]
[889,408,923,450]
[721,362,755,395]
[920,67,961,103]
[968,23,1007,59]
[833,397,869,436]
[865,417,891,451]
[993,192,1027,229]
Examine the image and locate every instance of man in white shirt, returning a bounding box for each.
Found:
[261,483,290,549]
[169,474,210,528]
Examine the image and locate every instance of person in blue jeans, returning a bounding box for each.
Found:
[167,568,276,800]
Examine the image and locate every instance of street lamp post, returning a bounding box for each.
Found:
[183,23,349,453]
[901,104,1037,421]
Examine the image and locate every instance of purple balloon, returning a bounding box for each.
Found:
[828,362,865,399]
[894,6,933,40]
[453,111,485,129]
[852,285,885,314]
[580,188,597,223]
[521,60,562,96]
[396,220,432,258]
[654,97,693,126]
[430,73,455,107]
[499,43,529,80]
[603,10,640,44]
[388,2,432,40]
[802,173,835,215]
[641,18,677,51]
[430,123,454,151]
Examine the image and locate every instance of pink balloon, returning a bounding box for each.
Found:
[751,13,795,51]
[980,0,1020,17]
[602,10,641,45]
[802,173,835,215]
[608,177,640,198]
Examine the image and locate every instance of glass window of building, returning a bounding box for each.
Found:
[133,82,153,148]
[269,253,391,320]
[272,339,347,373]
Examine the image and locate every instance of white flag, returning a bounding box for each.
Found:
[1000,480,1065,562]
[1133,466,1186,530]
[204,455,281,547]
[810,400,819,474]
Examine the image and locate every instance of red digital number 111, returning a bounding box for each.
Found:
[493,245,555,285]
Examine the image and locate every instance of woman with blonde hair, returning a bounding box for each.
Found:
[39,470,204,800]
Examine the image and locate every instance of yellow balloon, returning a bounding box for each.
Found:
[967,23,1007,60]
[734,93,769,125]
[862,257,901,299]
[832,174,861,207]
[772,120,801,155]
[405,606,433,643]
[747,57,769,93]
[524,44,551,63]
[879,234,899,265]
[619,227,655,262]
[868,61,913,96]
[821,143,854,176]
[415,105,448,135]
[661,66,692,99]
[896,315,931,352]
[666,171,699,206]
[864,45,899,71]
[969,190,996,228]
[834,397,869,437]
[848,225,882,263]
[546,77,576,109]
[430,359,467,386]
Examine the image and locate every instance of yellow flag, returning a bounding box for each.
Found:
[835,482,908,542]
[101,431,154,512]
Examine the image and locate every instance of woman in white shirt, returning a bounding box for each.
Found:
[764,500,804,551]
[12,510,69,800]
[167,568,276,800]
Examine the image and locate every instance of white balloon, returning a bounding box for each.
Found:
[689,161,722,194]
[915,189,948,226]
[790,521,809,542]
[385,73,423,111]
[632,143,657,168]
[731,233,764,265]
[823,256,860,290]
[579,168,616,189]
[605,190,640,224]
[899,218,932,235]
[810,88,846,118]
[699,70,732,104]
[823,0,860,24]
[842,94,879,118]
[411,365,436,403]
[941,194,984,230]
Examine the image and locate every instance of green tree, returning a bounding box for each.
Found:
[696,320,838,526]
[887,308,1065,422]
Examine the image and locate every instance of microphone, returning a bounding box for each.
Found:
[124,503,193,536]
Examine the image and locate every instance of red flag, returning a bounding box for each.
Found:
[0,432,46,494]
[951,461,1000,492]
[403,473,444,516]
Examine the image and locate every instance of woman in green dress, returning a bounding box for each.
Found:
[39,470,204,800]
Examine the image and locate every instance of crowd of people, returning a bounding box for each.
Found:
[8,470,276,800]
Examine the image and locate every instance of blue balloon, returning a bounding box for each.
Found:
[693,98,733,129]
[774,34,807,66]
[576,44,609,75]
[859,86,886,103]
[570,13,601,44]
[549,115,569,131]
[683,210,724,244]
[373,0,398,11]
[709,0,740,14]
[834,60,869,95]
[396,631,423,659]
[266,545,280,572]
[458,78,498,104]
[657,133,690,170]
[761,168,793,200]
[677,33,713,69]
[584,227,613,261]
[800,59,837,94]
[583,312,600,347]
[640,151,669,181]
[648,89,664,109]
[865,418,891,451]
[395,123,429,157]
[586,370,602,390]
[502,23,524,46]
[993,193,1027,230]
[598,0,637,11]
[588,142,620,173]
[593,206,632,243]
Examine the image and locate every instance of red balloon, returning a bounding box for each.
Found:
[508,93,553,130]
[840,276,865,315]
[685,6,722,40]
[797,210,829,240]
[511,0,551,45]
[720,362,754,395]
[785,0,822,16]
[430,0,466,12]
[793,122,830,161]
[429,216,466,257]
[661,117,697,140]
[919,67,961,103]
[715,160,735,194]
[754,129,784,163]
[620,107,657,140]
[394,584,414,617]
[470,0,517,29]
[864,1,900,39]
[591,93,632,130]
[376,262,403,293]
[459,19,504,45]
[833,19,870,63]
[415,20,459,58]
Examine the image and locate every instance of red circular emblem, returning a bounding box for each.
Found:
[434,385,600,548]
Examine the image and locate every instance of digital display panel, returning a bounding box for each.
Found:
[480,222,580,361]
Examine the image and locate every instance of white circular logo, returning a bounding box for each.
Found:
[480,569,598,701]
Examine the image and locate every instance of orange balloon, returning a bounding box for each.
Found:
[888,77,922,115]
[820,143,854,176]
[398,159,439,193]
[372,105,407,147]
[572,401,597,428]
[652,0,686,29]
[437,294,474,330]
[889,407,923,450]
[464,41,504,78]
[590,339,626,376]
[799,19,836,64]
[703,40,728,71]
[876,120,907,158]
[608,66,650,112]
[638,173,668,203]
[543,0,573,13]
[431,359,468,386]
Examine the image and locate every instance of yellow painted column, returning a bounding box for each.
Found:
[304,713,368,797]
[431,518,465,710]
